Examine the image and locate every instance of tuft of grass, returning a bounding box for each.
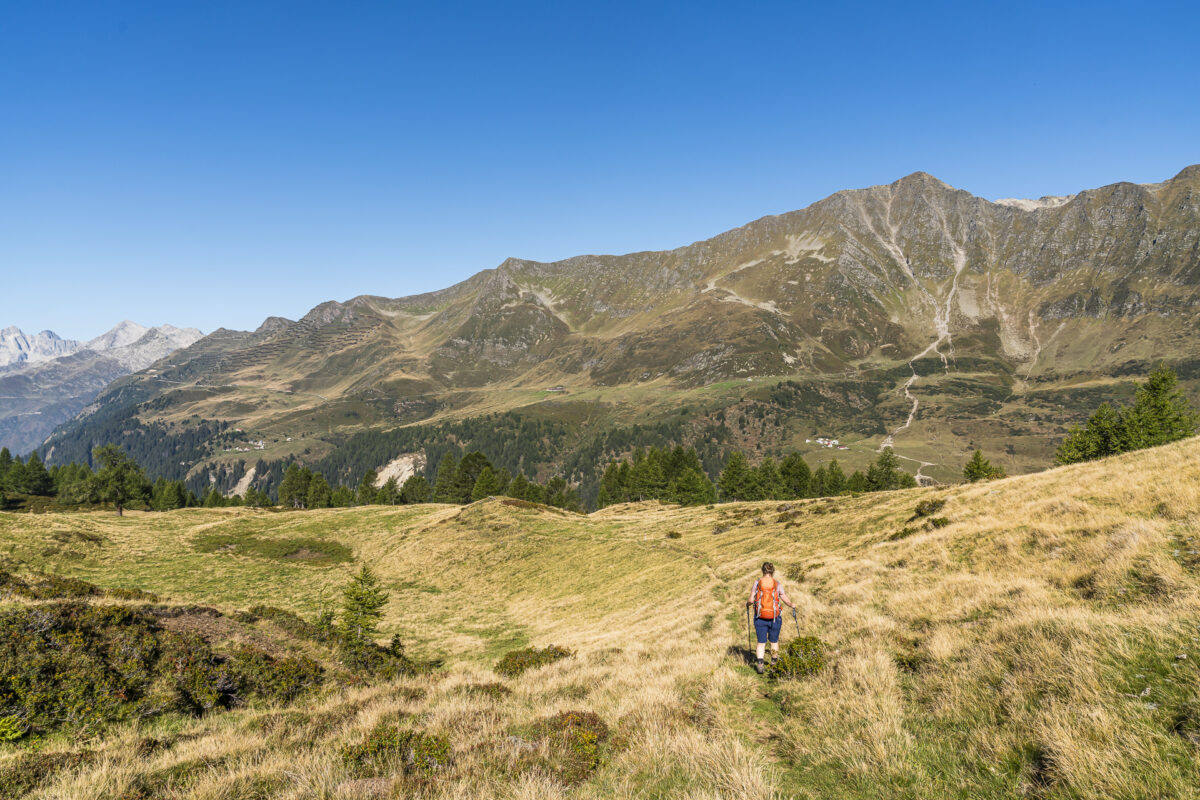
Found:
[341,722,451,778]
[460,681,512,700]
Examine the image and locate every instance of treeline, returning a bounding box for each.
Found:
[273,450,583,511]
[1057,365,1198,464]
[38,384,228,482]
[596,445,918,507]
[316,413,575,490]
[0,443,265,512]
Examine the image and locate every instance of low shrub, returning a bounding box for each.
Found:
[665,531,682,539]
[107,587,159,601]
[0,600,330,737]
[911,498,946,520]
[341,723,451,778]
[494,644,573,678]
[889,526,919,541]
[0,570,103,599]
[0,751,92,797]
[0,714,25,741]
[767,636,827,681]
[527,710,610,784]
[929,517,951,529]
[228,647,324,703]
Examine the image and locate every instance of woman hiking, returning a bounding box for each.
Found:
[747,561,795,674]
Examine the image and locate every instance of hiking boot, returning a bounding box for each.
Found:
[755,660,765,674]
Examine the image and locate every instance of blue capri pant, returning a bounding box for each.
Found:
[754,615,782,644]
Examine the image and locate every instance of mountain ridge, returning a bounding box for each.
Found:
[0,322,203,453]
[38,165,1200,498]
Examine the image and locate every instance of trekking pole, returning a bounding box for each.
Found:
[791,606,800,638]
[745,604,754,657]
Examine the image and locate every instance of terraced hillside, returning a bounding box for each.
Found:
[1,437,1198,798]
[41,166,1200,492]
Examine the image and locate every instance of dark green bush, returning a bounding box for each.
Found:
[0,600,329,737]
[0,570,101,599]
[106,587,159,602]
[911,498,946,520]
[889,526,919,541]
[767,636,827,681]
[228,647,324,703]
[341,723,451,778]
[0,571,157,602]
[665,531,682,539]
[929,517,951,529]
[494,645,573,678]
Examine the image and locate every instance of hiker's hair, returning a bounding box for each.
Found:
[761,562,774,576]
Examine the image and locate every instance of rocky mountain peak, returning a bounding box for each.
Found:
[87,321,150,351]
[0,327,82,370]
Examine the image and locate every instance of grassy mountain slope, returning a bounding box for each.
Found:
[2,437,1199,798]
[39,166,1200,490]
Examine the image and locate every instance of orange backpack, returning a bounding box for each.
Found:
[756,576,779,620]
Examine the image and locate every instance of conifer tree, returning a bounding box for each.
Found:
[22,452,52,496]
[718,451,753,501]
[866,448,914,491]
[668,468,717,506]
[4,457,26,495]
[506,472,533,501]
[431,453,459,503]
[399,474,431,504]
[598,461,627,507]
[471,465,505,501]
[356,469,379,505]
[780,452,812,498]
[824,459,847,495]
[962,450,1005,482]
[811,465,827,497]
[278,464,312,508]
[454,452,493,503]
[376,477,400,504]
[1056,402,1125,464]
[755,456,785,500]
[630,449,667,501]
[0,447,11,488]
[307,474,333,508]
[339,566,389,668]
[92,444,149,516]
[1120,364,1198,450]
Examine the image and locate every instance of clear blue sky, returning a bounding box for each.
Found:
[2,1,1197,340]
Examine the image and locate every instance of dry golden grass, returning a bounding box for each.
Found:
[2,438,1200,798]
